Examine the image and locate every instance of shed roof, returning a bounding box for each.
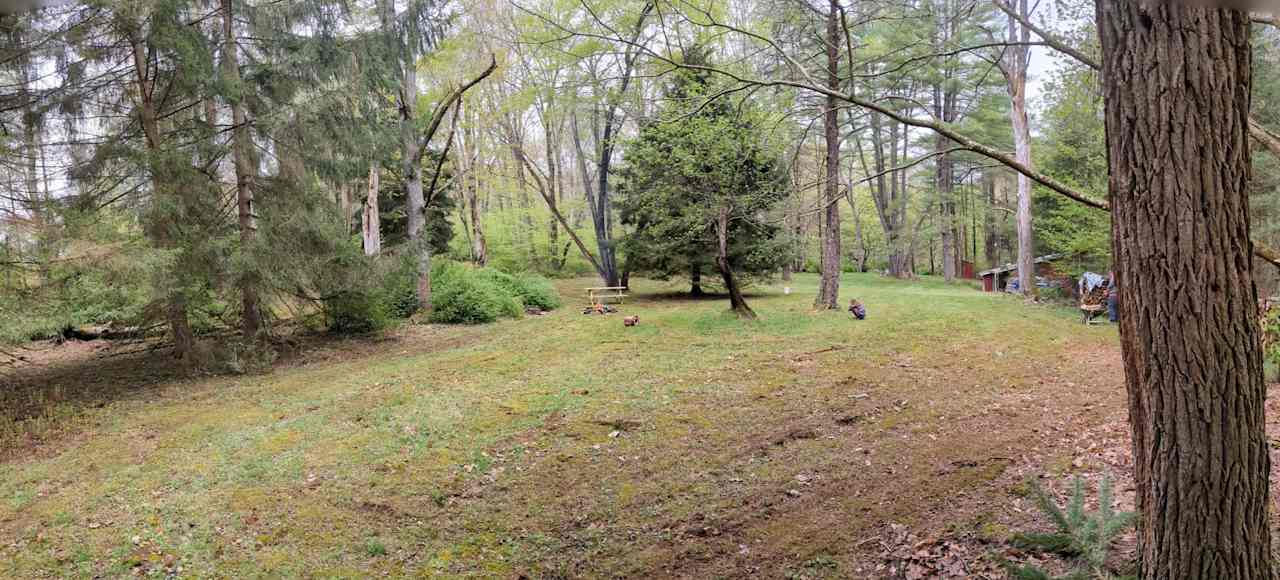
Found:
[977,254,1064,278]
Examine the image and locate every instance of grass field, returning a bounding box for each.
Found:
[0,273,1130,578]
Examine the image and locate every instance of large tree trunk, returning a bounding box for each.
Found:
[1099,3,1270,578]
[221,0,262,339]
[381,0,431,312]
[1004,0,1035,297]
[938,148,956,281]
[592,115,621,286]
[1011,100,1034,296]
[403,59,431,312]
[934,0,959,282]
[362,164,381,256]
[130,32,195,362]
[814,0,842,309]
[716,207,756,319]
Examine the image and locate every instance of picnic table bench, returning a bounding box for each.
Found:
[586,286,628,306]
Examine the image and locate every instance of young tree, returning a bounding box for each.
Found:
[1099,3,1270,577]
[619,53,789,318]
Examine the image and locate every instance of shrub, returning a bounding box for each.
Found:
[321,256,427,332]
[473,268,524,299]
[429,262,522,324]
[322,290,390,334]
[471,268,562,311]
[380,256,422,319]
[514,274,562,310]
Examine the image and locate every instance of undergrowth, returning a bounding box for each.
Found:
[1004,476,1135,580]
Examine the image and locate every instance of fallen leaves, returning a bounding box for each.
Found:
[878,524,976,579]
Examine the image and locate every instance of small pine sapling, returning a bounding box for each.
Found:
[1004,475,1135,580]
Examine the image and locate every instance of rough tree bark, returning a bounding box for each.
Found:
[221,0,261,339]
[934,0,959,282]
[937,132,956,281]
[1099,2,1271,577]
[814,0,842,309]
[378,0,422,303]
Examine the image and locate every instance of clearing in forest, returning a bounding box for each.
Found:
[1,274,1134,578]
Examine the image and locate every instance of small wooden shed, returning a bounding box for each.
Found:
[978,254,1065,293]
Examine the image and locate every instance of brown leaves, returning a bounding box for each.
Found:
[878,524,974,579]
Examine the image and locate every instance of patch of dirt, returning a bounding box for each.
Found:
[430,338,1137,579]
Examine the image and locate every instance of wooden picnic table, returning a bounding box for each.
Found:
[585,286,628,306]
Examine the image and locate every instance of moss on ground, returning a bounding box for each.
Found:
[0,273,1121,578]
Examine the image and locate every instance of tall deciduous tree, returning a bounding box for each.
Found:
[999,0,1035,297]
[581,2,653,288]
[814,0,841,309]
[1099,2,1270,577]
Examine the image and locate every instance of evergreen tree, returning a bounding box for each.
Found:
[618,49,789,319]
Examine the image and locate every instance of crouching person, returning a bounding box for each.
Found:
[849,299,866,320]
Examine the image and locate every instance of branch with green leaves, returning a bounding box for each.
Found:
[411,54,499,167]
[537,1,1280,269]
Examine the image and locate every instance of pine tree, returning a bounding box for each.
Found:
[618,48,790,319]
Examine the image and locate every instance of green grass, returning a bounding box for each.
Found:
[0,273,1121,578]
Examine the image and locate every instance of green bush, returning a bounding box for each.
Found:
[380,257,422,319]
[473,267,524,299]
[429,262,523,324]
[514,274,562,310]
[322,256,426,332]
[1262,303,1280,370]
[323,290,391,333]
[470,268,562,311]
[0,247,159,343]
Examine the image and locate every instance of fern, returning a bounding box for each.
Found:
[1005,475,1135,579]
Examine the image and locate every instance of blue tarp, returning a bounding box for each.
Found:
[1079,272,1105,295]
